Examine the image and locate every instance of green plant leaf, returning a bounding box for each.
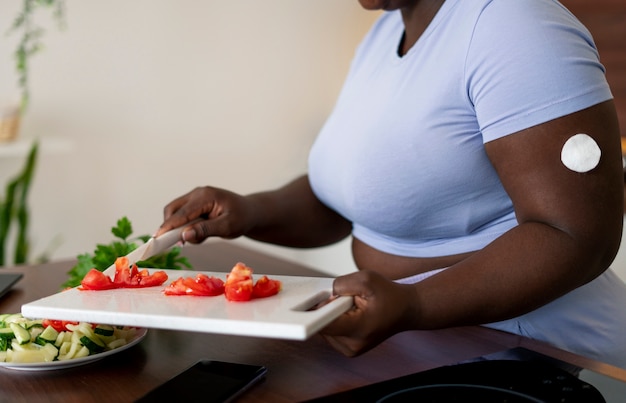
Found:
[111,217,133,240]
[62,217,193,289]
[0,141,38,266]
[13,142,38,264]
[62,253,94,289]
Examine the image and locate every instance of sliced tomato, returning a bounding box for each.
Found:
[112,256,137,286]
[42,319,64,332]
[224,262,254,301]
[225,262,252,282]
[224,279,254,301]
[252,275,282,298]
[81,257,168,290]
[137,270,169,287]
[80,268,116,290]
[112,257,168,288]
[42,319,80,332]
[164,274,225,296]
[187,274,224,296]
[163,277,186,295]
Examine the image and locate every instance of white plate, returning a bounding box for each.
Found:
[0,328,147,371]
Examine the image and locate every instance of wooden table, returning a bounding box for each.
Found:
[1,241,625,402]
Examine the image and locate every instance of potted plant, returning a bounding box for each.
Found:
[1,0,65,142]
[9,0,66,113]
[1,1,65,265]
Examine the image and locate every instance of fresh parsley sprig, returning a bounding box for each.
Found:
[62,217,192,288]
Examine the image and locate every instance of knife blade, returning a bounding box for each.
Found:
[102,223,190,277]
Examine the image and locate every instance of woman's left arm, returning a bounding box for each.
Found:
[418,99,624,324]
[322,100,623,356]
[484,99,624,282]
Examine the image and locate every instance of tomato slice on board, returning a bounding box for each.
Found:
[137,270,169,287]
[164,274,225,296]
[112,256,135,286]
[225,262,253,283]
[163,277,187,295]
[252,275,282,298]
[224,279,254,301]
[185,274,224,296]
[109,256,168,288]
[224,262,254,301]
[80,269,116,290]
[80,257,168,290]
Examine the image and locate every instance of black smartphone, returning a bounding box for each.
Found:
[135,360,267,403]
[0,273,23,299]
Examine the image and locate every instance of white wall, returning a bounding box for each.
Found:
[1,1,379,275]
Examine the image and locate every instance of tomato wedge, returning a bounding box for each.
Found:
[164,273,225,296]
[224,262,254,301]
[81,268,116,290]
[130,269,169,288]
[112,257,134,286]
[224,279,253,301]
[226,262,253,283]
[42,319,80,332]
[252,275,282,298]
[111,257,168,288]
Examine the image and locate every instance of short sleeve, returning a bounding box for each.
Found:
[466,0,613,143]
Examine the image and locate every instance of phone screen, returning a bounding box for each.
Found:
[0,273,22,299]
[135,360,267,403]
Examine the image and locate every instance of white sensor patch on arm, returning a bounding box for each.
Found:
[560,133,601,173]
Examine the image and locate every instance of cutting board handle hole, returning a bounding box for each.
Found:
[291,291,333,312]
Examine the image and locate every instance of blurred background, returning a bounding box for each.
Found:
[0,1,378,275]
[1,1,624,281]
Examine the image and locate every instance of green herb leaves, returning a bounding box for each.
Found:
[62,217,191,288]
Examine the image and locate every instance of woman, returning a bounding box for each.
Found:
[157,0,626,368]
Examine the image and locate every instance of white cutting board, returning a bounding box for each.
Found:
[21,269,353,340]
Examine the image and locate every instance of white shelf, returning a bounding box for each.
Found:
[0,137,73,158]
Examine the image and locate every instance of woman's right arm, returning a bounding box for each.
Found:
[156,175,352,247]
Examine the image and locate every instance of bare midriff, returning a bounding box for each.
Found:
[351,237,475,281]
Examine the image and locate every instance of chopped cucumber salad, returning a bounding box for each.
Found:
[0,313,140,363]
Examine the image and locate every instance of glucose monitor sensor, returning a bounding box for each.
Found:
[560,133,601,173]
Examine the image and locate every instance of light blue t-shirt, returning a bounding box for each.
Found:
[308,0,612,258]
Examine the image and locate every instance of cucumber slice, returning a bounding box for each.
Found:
[9,323,31,345]
[107,338,127,350]
[0,327,15,340]
[26,319,44,329]
[58,341,80,360]
[35,325,59,346]
[76,322,95,338]
[4,313,23,323]
[94,324,114,337]
[11,347,54,363]
[41,343,59,361]
[29,327,44,340]
[74,345,90,359]
[80,335,105,354]
[54,331,66,347]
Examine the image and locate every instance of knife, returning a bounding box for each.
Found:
[102,223,192,277]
